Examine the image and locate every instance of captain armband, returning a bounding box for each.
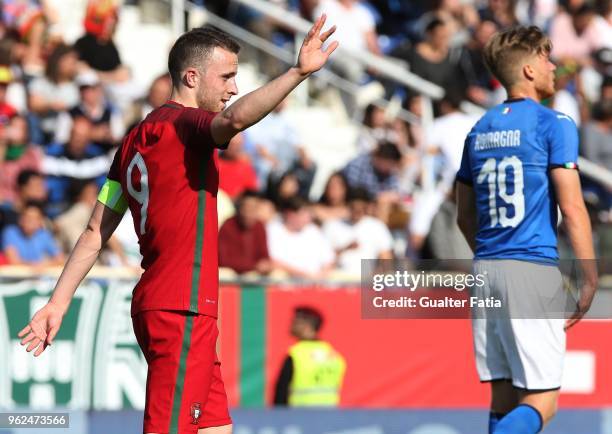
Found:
[98,179,129,214]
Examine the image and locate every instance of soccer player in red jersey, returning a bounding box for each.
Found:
[17,17,338,434]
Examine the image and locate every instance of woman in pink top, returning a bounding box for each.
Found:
[550,4,611,63]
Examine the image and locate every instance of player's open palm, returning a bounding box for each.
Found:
[18,302,64,357]
[295,14,339,76]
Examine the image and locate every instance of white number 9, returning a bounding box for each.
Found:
[126,152,149,235]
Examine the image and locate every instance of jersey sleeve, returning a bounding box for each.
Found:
[456,138,473,185]
[545,112,579,170]
[97,147,128,214]
[176,108,228,150]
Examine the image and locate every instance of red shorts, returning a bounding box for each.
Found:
[133,310,231,434]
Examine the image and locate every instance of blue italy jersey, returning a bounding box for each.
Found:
[456,98,579,262]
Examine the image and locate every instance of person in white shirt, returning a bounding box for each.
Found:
[323,187,393,275]
[314,0,381,84]
[410,91,478,253]
[267,197,335,279]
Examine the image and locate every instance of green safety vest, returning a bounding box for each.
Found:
[288,340,346,406]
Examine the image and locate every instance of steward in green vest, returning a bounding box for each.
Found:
[273,306,346,406]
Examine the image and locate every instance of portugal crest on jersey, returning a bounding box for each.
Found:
[191,402,201,425]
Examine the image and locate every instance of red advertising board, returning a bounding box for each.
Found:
[218,285,612,408]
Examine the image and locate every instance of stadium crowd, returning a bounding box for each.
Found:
[0,0,610,277]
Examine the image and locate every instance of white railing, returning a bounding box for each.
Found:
[578,157,612,191]
[167,0,612,195]
[199,8,421,124]
[229,0,444,100]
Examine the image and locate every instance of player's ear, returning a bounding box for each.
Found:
[182,68,198,89]
[523,63,536,82]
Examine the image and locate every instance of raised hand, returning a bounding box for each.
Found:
[18,302,65,357]
[295,14,339,77]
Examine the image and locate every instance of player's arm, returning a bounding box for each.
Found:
[550,169,598,329]
[456,181,478,253]
[18,183,127,356]
[210,15,338,145]
[49,201,125,309]
[546,114,598,329]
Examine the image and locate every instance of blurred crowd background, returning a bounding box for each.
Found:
[0,0,611,280]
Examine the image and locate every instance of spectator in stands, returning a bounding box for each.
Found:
[401,17,467,97]
[273,306,346,407]
[43,117,109,217]
[296,0,319,21]
[515,0,558,27]
[267,197,335,279]
[218,132,258,199]
[219,190,272,275]
[52,176,131,265]
[0,169,47,237]
[312,171,350,223]
[427,193,473,260]
[462,19,504,107]
[424,0,479,46]
[409,91,478,253]
[323,187,393,275]
[314,0,381,84]
[75,0,128,84]
[1,0,49,74]
[355,103,389,153]
[53,179,98,251]
[76,0,141,111]
[581,77,612,199]
[395,117,421,197]
[28,44,80,144]
[550,3,612,64]
[54,71,124,151]
[427,90,479,190]
[266,171,304,209]
[585,47,612,105]
[0,114,42,203]
[403,93,425,150]
[1,201,63,266]
[478,0,519,29]
[0,66,17,123]
[343,141,401,199]
[125,73,172,130]
[0,43,27,113]
[247,99,315,193]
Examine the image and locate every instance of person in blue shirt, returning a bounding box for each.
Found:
[456,26,598,434]
[2,202,64,267]
[44,117,109,217]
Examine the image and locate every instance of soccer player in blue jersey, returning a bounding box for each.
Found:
[456,26,598,434]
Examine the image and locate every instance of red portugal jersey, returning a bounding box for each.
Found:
[106,101,226,317]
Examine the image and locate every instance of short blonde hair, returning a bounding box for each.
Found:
[484,26,552,89]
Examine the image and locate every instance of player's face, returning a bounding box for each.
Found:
[533,53,556,100]
[197,47,238,112]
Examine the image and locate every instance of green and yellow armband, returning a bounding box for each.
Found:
[98,179,129,214]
